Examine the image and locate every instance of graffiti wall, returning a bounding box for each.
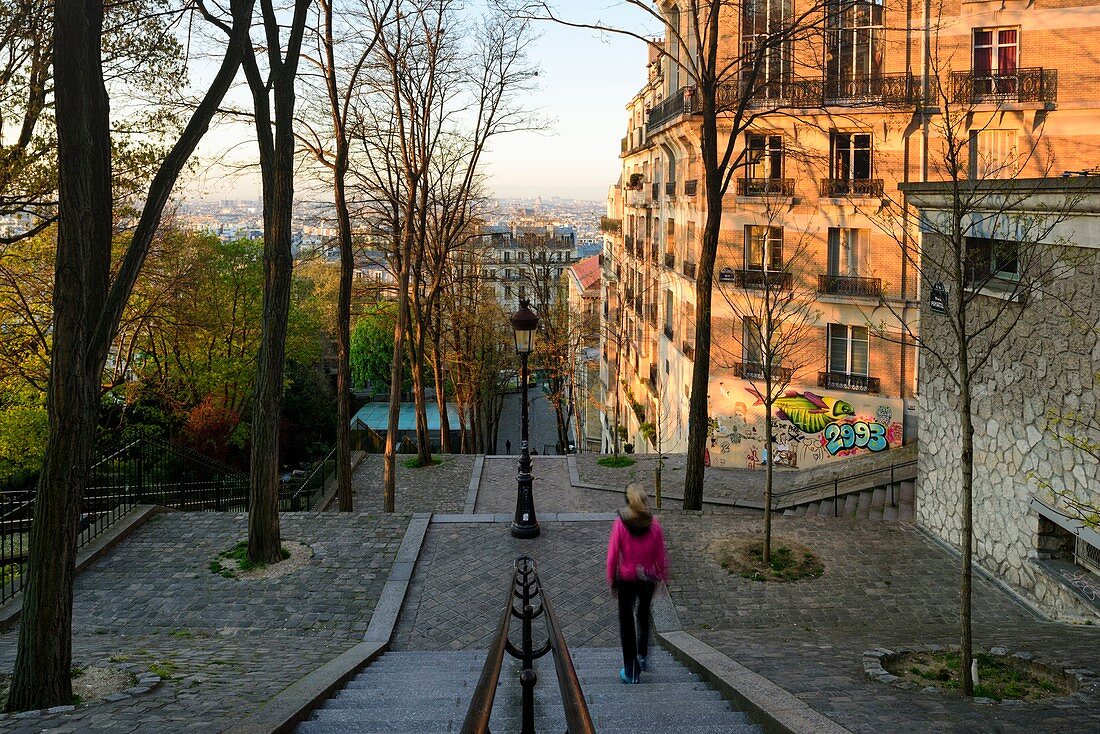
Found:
[705,379,904,470]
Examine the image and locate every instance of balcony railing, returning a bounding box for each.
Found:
[817,371,881,393]
[733,362,793,383]
[682,261,697,279]
[685,179,698,196]
[727,268,793,290]
[818,178,884,198]
[824,73,919,106]
[818,274,882,297]
[663,324,674,340]
[737,178,795,197]
[949,68,1057,105]
[647,86,692,132]
[665,181,676,197]
[682,341,695,360]
[664,252,676,269]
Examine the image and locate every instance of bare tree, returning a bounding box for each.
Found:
[713,206,820,562]
[7,0,256,711]
[871,58,1084,694]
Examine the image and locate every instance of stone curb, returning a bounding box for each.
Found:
[222,512,432,734]
[463,455,485,514]
[571,478,766,511]
[431,512,618,524]
[862,644,1100,706]
[658,631,855,734]
[0,504,167,632]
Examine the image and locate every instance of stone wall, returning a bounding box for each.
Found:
[917,237,1100,621]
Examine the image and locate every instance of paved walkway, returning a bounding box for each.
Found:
[0,512,409,734]
[2,455,1097,734]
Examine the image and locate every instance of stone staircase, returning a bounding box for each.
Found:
[781,478,915,521]
[296,647,761,733]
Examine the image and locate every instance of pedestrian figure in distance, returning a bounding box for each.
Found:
[506,439,512,454]
[606,482,668,684]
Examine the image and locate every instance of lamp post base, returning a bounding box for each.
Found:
[511,470,540,539]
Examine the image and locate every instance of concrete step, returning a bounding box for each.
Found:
[899,503,915,522]
[856,489,872,516]
[817,499,835,517]
[296,647,762,734]
[871,486,886,510]
[842,492,859,518]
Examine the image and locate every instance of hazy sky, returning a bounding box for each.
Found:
[183,2,656,204]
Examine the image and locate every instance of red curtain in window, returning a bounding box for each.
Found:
[998,29,1017,74]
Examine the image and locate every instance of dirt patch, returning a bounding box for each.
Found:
[0,665,134,709]
[210,540,314,580]
[889,650,1074,702]
[710,536,824,582]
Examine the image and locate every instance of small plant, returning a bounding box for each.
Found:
[597,455,636,468]
[170,629,193,639]
[148,660,177,679]
[70,666,85,679]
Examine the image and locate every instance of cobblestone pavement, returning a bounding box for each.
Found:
[574,453,793,505]
[661,511,1100,733]
[496,390,572,457]
[352,453,474,513]
[475,456,622,514]
[392,520,620,652]
[0,511,409,734]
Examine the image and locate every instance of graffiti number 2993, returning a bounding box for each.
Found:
[823,421,887,455]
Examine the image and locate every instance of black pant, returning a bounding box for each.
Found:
[617,579,655,678]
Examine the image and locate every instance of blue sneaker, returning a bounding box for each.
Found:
[638,655,648,672]
[619,667,638,684]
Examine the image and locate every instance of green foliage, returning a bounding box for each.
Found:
[402,456,442,468]
[351,303,405,390]
[597,455,635,468]
[0,404,47,479]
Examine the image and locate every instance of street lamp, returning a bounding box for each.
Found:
[510,299,540,539]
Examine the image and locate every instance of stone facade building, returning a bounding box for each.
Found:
[906,177,1100,621]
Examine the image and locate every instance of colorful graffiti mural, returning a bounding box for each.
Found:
[706,380,904,469]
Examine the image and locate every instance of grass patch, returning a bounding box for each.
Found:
[597,455,636,468]
[148,660,177,679]
[402,456,443,468]
[211,542,290,578]
[169,629,193,639]
[891,651,1072,701]
[710,537,824,582]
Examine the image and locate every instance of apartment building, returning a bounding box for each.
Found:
[602,0,1100,469]
[478,223,578,313]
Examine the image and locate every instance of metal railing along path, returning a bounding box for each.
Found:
[461,555,595,734]
[770,457,917,517]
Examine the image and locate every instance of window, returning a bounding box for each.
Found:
[831,131,873,180]
[827,324,869,375]
[969,129,1018,179]
[742,0,792,96]
[827,228,867,276]
[503,250,511,263]
[973,28,1018,98]
[665,290,674,329]
[668,6,681,92]
[742,318,763,368]
[746,134,784,181]
[826,0,885,98]
[965,236,1019,284]
[744,225,784,270]
[504,284,512,299]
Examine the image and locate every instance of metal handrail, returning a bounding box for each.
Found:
[770,457,917,517]
[460,556,595,734]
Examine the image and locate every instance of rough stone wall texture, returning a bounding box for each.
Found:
[917,236,1100,621]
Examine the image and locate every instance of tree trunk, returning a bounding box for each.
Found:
[431,330,452,453]
[763,401,775,564]
[959,342,975,696]
[683,138,721,510]
[409,322,432,465]
[383,262,410,512]
[7,0,112,710]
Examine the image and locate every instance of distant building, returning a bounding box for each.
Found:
[478,223,578,313]
[569,255,603,452]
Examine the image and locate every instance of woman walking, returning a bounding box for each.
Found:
[606,482,668,684]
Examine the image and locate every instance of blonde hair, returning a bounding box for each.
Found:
[625,482,650,517]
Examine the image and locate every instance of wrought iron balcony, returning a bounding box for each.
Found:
[682,261,697,279]
[664,252,676,269]
[726,268,793,290]
[732,362,793,383]
[682,341,696,360]
[737,178,795,197]
[949,68,1057,105]
[824,73,919,106]
[817,371,881,393]
[685,179,698,196]
[818,178,884,198]
[666,181,676,197]
[647,86,692,133]
[818,274,882,297]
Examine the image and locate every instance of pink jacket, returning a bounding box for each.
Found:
[606,514,668,586]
